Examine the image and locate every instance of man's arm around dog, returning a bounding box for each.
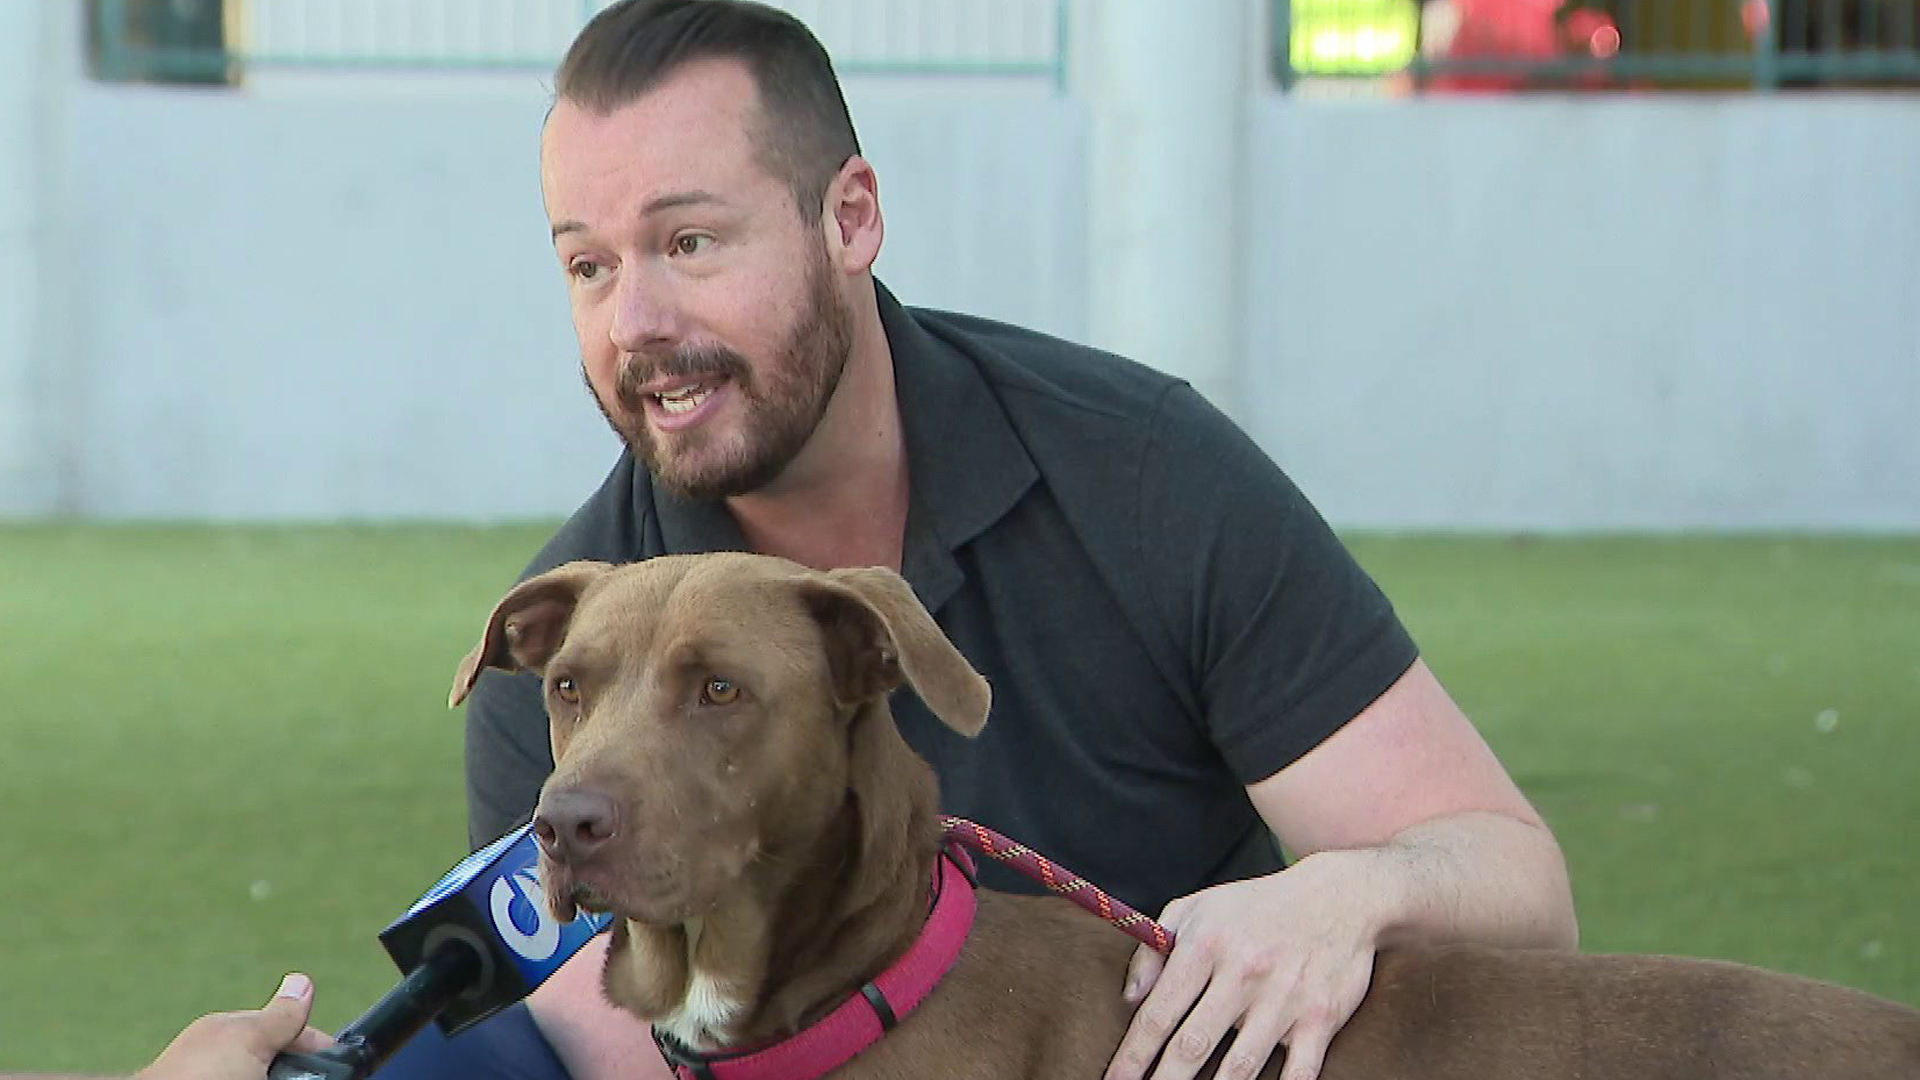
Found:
[1106,658,1579,1080]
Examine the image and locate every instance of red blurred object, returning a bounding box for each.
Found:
[1562,8,1618,56]
[1425,0,1621,92]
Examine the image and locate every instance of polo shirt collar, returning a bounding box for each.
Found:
[879,282,1037,611]
[654,480,749,557]
[652,279,1038,613]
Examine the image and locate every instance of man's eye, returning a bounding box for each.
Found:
[700,677,740,706]
[568,259,603,281]
[554,675,580,704]
[671,234,713,257]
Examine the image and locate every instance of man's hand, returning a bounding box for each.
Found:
[136,973,335,1080]
[1103,851,1384,1080]
[1100,659,1578,1080]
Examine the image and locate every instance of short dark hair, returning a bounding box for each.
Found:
[555,0,861,221]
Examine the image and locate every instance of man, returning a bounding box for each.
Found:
[389,2,1579,1079]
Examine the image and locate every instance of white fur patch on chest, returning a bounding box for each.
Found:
[654,921,744,1051]
[656,968,744,1050]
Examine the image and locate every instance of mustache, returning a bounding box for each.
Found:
[614,344,753,411]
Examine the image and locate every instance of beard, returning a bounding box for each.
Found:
[587,245,853,501]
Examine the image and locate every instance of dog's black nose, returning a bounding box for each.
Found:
[533,788,620,863]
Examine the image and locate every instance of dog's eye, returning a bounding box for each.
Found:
[553,675,580,705]
[701,678,740,706]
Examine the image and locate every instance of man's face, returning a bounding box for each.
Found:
[542,60,852,499]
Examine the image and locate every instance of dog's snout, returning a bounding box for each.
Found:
[533,788,620,862]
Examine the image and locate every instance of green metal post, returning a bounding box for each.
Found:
[1753,0,1779,90]
[1271,0,1293,89]
[99,0,130,80]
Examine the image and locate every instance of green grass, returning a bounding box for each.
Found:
[1,527,1915,1072]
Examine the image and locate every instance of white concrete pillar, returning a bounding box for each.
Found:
[0,4,73,516]
[1081,0,1250,413]
[0,4,43,515]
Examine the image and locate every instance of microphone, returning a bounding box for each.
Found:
[267,822,614,1080]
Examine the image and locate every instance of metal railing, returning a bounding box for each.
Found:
[1275,0,1920,91]
[89,0,1070,90]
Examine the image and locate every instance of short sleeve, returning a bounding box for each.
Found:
[1138,383,1419,784]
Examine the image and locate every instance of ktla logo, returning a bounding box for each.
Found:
[489,866,562,962]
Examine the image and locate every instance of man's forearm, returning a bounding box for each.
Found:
[1336,809,1580,953]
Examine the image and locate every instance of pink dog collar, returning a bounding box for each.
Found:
[653,846,978,1080]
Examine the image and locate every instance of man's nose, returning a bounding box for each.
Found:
[608,266,677,355]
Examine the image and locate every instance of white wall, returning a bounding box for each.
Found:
[1242,96,1920,531]
[0,6,75,517]
[4,5,1916,529]
[52,72,1085,520]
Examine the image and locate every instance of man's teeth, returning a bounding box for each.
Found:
[656,385,714,415]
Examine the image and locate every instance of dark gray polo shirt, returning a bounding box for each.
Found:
[463,281,1418,916]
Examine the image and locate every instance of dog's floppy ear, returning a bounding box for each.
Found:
[449,561,613,707]
[798,566,989,736]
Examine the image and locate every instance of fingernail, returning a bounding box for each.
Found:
[277,973,313,1000]
[1123,977,1140,1002]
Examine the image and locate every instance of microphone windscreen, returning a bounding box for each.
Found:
[377,822,613,1035]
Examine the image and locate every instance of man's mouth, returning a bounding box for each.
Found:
[655,382,717,416]
[631,375,733,432]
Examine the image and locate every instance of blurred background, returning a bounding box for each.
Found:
[4,0,1916,528]
[0,1,1915,1073]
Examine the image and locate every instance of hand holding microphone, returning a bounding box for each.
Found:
[265,822,613,1080]
[135,974,335,1080]
[114,822,603,1080]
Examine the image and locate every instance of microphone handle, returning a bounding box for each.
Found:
[267,937,484,1080]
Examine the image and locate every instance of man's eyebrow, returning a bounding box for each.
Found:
[642,190,725,215]
[548,191,728,243]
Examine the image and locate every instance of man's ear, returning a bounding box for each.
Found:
[797,566,989,736]
[449,561,612,707]
[822,154,883,276]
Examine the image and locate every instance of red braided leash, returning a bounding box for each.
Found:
[939,816,1175,957]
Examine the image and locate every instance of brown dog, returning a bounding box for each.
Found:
[451,553,1920,1079]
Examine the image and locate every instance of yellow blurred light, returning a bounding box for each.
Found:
[1291,0,1420,75]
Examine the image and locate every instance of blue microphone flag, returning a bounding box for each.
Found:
[378,821,614,1036]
